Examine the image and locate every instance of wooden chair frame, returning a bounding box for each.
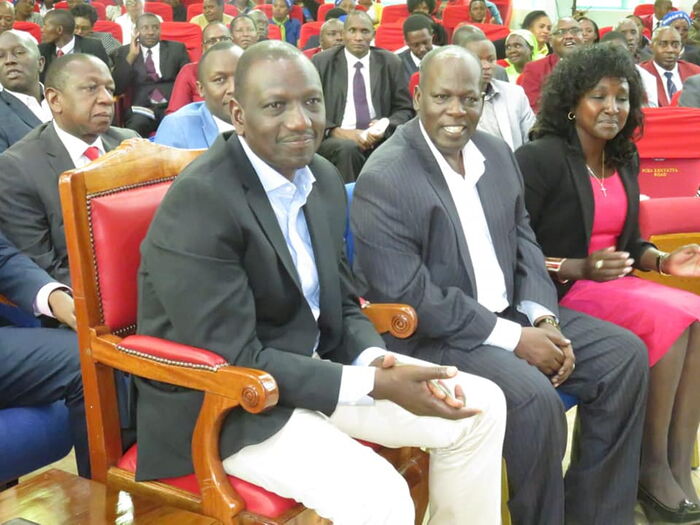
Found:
[59,139,428,524]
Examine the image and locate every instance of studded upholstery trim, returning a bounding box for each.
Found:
[116,343,229,372]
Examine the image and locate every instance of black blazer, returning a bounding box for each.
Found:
[39,35,110,82]
[135,132,385,480]
[515,133,654,298]
[0,90,42,154]
[311,46,413,134]
[112,40,190,107]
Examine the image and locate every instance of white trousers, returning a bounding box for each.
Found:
[222,354,506,525]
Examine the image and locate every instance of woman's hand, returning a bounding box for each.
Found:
[583,246,634,282]
[663,244,700,277]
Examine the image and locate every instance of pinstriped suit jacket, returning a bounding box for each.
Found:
[351,118,558,361]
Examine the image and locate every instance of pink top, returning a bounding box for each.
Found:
[588,172,627,254]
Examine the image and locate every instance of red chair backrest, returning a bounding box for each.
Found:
[493,0,510,26]
[257,4,272,18]
[636,107,700,198]
[160,21,202,61]
[465,21,508,41]
[145,1,174,21]
[316,3,334,21]
[267,22,281,40]
[442,5,491,30]
[598,25,612,39]
[633,3,677,16]
[375,23,404,51]
[639,197,700,238]
[54,0,106,19]
[380,4,409,24]
[13,21,41,42]
[299,20,322,48]
[186,3,238,20]
[94,19,123,41]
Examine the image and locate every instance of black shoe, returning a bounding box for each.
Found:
[638,485,700,523]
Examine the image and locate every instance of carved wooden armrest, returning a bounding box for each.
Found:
[361,303,417,339]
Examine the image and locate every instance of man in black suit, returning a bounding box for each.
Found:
[397,14,433,79]
[351,47,649,525]
[0,30,50,153]
[113,13,191,136]
[679,73,700,107]
[135,40,506,524]
[0,54,138,285]
[311,10,412,182]
[38,9,109,82]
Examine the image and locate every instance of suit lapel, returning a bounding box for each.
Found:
[159,42,169,78]
[0,91,41,128]
[332,50,348,125]
[43,124,76,178]
[369,50,381,115]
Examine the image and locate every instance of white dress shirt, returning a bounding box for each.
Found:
[34,282,70,317]
[418,121,555,351]
[239,137,382,405]
[53,121,106,169]
[653,60,681,102]
[340,48,377,130]
[213,115,234,133]
[56,36,75,56]
[141,42,162,78]
[3,85,52,123]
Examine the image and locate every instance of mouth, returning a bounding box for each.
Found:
[4,69,23,79]
[281,135,315,146]
[442,125,466,137]
[563,40,576,48]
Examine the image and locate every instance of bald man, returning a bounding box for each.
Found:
[0,1,14,34]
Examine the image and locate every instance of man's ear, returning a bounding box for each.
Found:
[45,86,61,114]
[195,79,204,99]
[38,55,45,74]
[413,84,421,113]
[230,97,244,135]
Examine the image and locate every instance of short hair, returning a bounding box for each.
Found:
[324,7,346,20]
[343,9,373,29]
[655,0,672,7]
[70,3,97,26]
[407,0,434,14]
[136,12,160,26]
[45,53,103,90]
[531,43,644,169]
[451,24,486,47]
[206,0,225,8]
[652,25,680,44]
[600,30,627,45]
[320,18,343,34]
[230,14,255,30]
[469,0,485,6]
[419,45,479,89]
[197,41,239,80]
[0,29,39,58]
[521,10,548,30]
[44,9,75,35]
[402,13,433,38]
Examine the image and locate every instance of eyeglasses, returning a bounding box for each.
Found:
[203,35,233,45]
[551,27,582,37]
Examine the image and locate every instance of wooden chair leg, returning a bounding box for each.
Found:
[501,458,511,525]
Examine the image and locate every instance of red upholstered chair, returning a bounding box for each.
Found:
[186,3,238,20]
[160,21,202,61]
[442,4,490,30]
[299,20,322,48]
[94,20,123,42]
[635,107,700,198]
[12,21,41,42]
[375,22,404,51]
[380,3,409,24]
[59,139,429,525]
[144,1,174,21]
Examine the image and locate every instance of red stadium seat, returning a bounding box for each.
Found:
[635,107,700,198]
[442,4,492,30]
[299,20,322,48]
[94,20,123,42]
[380,3,409,24]
[267,22,281,40]
[12,21,41,42]
[186,3,238,20]
[375,23,404,51]
[55,0,107,19]
[144,1,173,22]
[598,25,612,39]
[160,21,201,61]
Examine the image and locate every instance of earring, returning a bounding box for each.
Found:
[567,112,576,120]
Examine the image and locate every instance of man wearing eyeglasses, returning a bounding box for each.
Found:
[519,17,583,112]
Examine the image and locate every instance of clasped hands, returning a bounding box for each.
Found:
[330,121,385,151]
[369,353,480,420]
[515,321,575,388]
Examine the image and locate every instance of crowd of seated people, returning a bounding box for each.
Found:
[1,1,700,524]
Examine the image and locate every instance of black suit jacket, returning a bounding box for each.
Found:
[135,132,385,480]
[112,40,190,107]
[0,122,138,285]
[397,48,419,79]
[311,46,413,134]
[39,35,110,82]
[0,90,42,154]
[515,133,654,298]
[351,119,558,362]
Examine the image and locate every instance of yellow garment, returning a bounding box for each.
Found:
[189,13,234,29]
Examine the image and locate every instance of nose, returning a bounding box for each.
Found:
[285,101,312,131]
[97,86,114,105]
[603,96,619,113]
[446,97,467,116]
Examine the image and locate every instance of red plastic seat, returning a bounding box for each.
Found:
[94,20,123,42]
[186,3,238,20]
[442,5,490,30]
[375,22,404,51]
[12,21,41,42]
[54,0,106,19]
[299,20,322,48]
[160,21,202,61]
[255,3,303,23]
[380,3,409,24]
[144,1,174,21]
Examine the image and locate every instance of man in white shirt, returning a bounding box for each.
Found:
[0,30,51,153]
[351,46,648,525]
[0,53,137,285]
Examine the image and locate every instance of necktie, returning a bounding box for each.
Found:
[56,49,64,57]
[83,146,100,161]
[353,62,371,130]
[144,49,166,103]
[664,71,677,99]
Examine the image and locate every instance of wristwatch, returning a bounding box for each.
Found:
[535,317,560,330]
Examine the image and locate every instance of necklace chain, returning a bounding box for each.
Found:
[586,150,607,197]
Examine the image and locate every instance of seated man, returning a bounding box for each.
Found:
[397,14,434,79]
[165,21,231,115]
[71,3,121,57]
[0,30,51,153]
[38,9,109,81]
[312,10,412,182]
[0,54,137,285]
[269,0,300,46]
[351,46,648,525]
[136,40,506,525]
[0,230,88,478]
[639,26,700,106]
[115,0,162,45]
[112,13,190,136]
[303,18,343,59]
[189,0,233,29]
[155,42,242,148]
[679,72,700,106]
[464,38,534,150]
[0,1,14,35]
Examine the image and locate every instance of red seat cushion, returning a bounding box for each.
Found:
[117,444,299,518]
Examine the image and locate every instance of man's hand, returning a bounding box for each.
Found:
[370,356,479,419]
[330,128,376,150]
[514,327,567,376]
[48,289,77,331]
[126,31,141,65]
[536,322,576,386]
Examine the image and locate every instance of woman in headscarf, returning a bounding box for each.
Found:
[502,29,537,83]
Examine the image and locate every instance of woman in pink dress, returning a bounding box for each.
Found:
[516,43,700,523]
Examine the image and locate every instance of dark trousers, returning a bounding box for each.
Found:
[0,326,89,478]
[317,137,370,183]
[440,307,648,525]
[125,103,167,138]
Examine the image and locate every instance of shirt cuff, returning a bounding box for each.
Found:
[484,317,522,352]
[34,282,70,318]
[517,300,557,326]
[336,346,387,406]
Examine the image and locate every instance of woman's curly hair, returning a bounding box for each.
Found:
[530,42,645,169]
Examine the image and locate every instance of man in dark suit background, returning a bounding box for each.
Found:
[351,46,648,525]
[112,13,190,136]
[136,40,507,524]
[312,10,412,182]
[397,14,433,79]
[0,54,137,285]
[38,9,109,82]
[679,72,700,106]
[0,30,50,153]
